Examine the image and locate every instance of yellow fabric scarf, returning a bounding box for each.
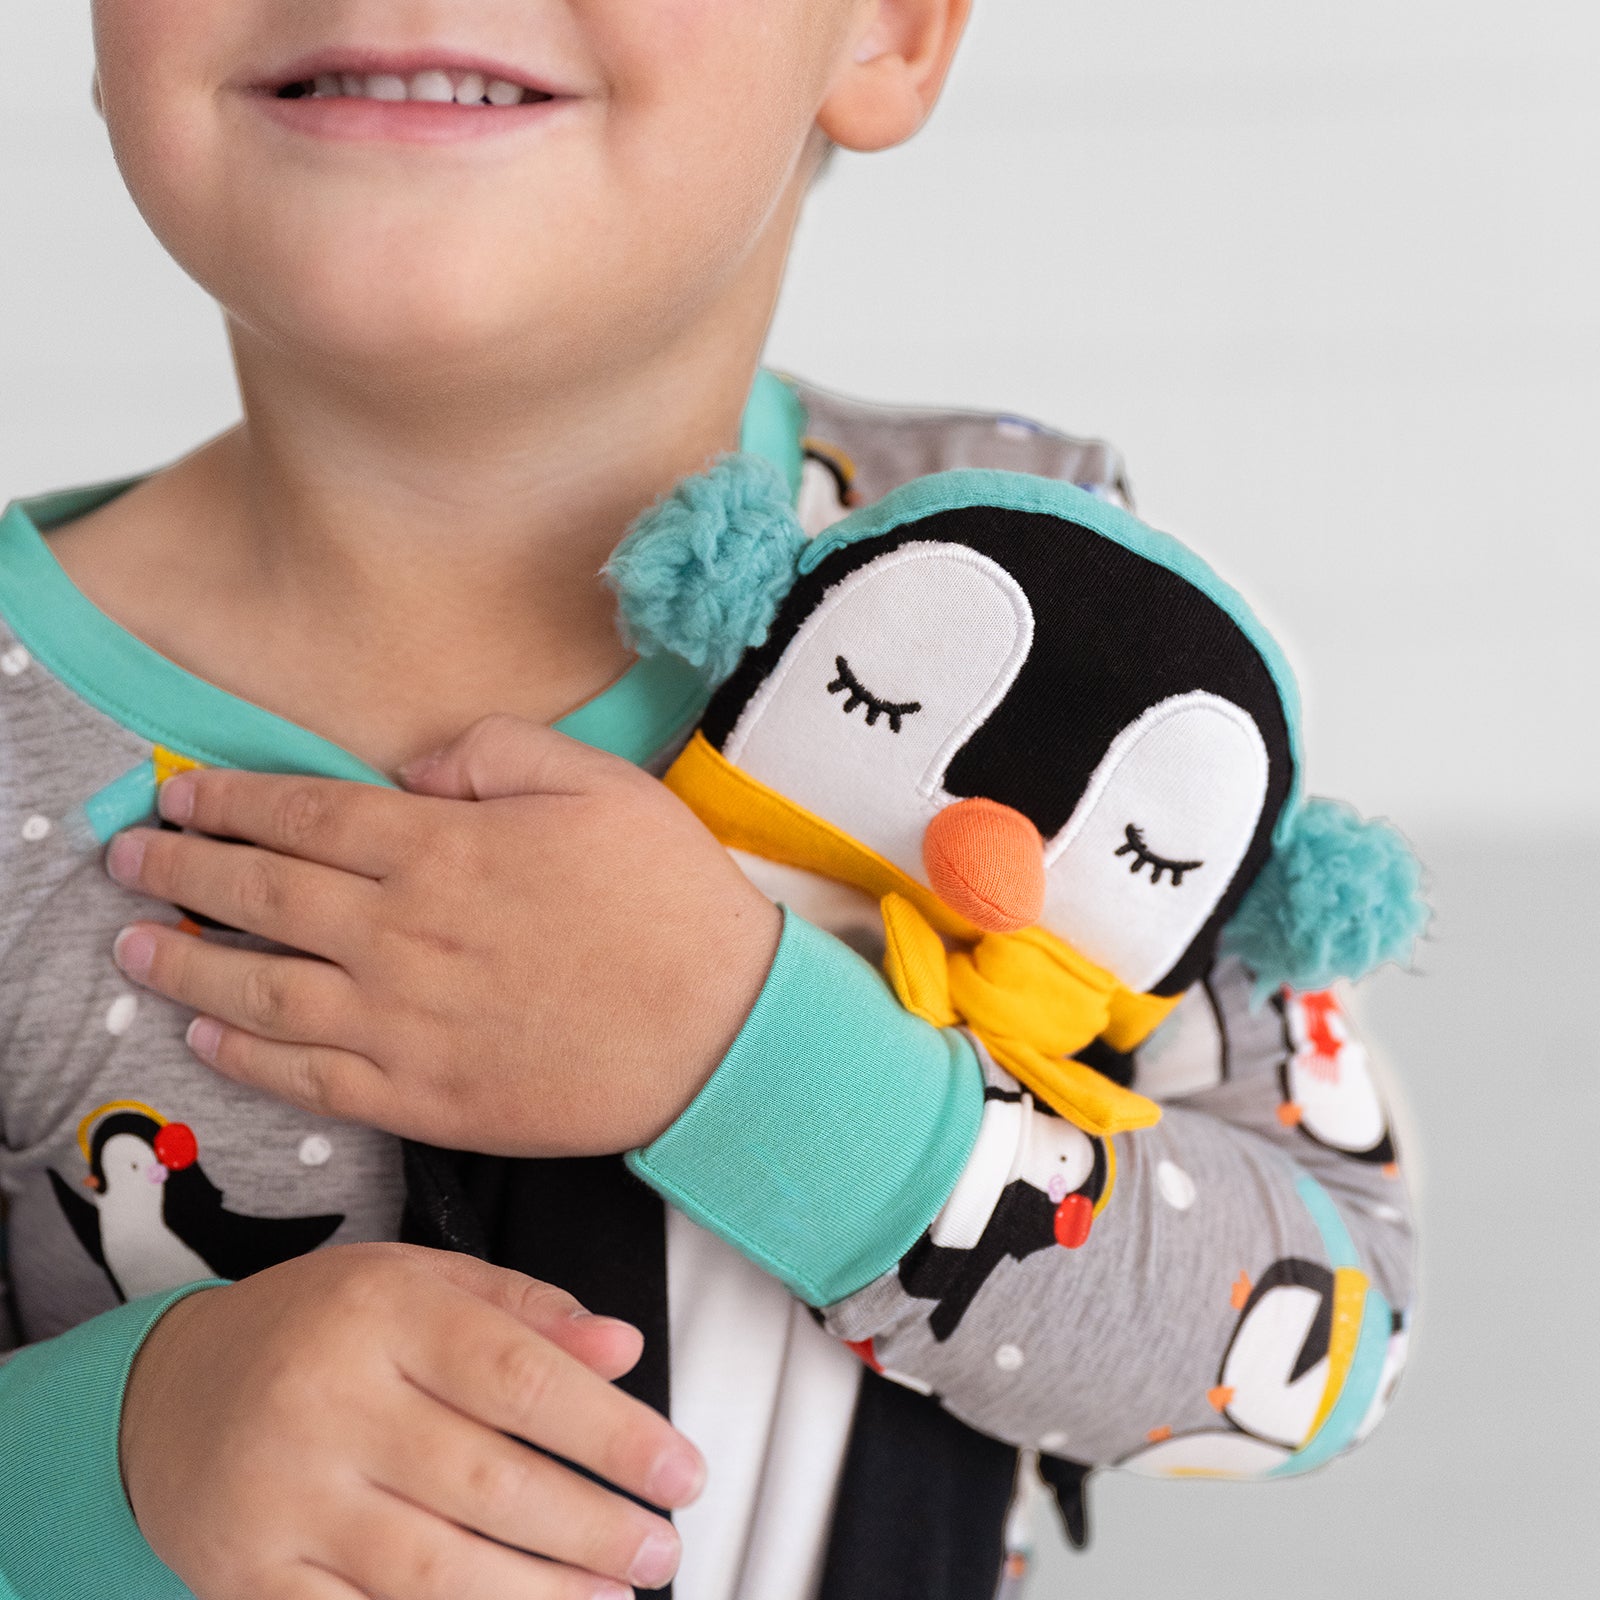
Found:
[666,732,1171,1137]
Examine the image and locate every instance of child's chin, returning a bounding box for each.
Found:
[231,283,588,394]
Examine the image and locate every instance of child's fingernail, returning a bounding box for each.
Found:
[398,750,445,785]
[187,1016,223,1062]
[646,1444,706,1507]
[158,773,196,824]
[105,832,147,885]
[112,926,156,979]
[629,1525,682,1589]
[569,1307,638,1332]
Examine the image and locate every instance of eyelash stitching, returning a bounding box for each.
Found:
[827,656,922,733]
[1115,824,1203,887]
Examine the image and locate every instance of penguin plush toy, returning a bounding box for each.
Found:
[605,459,1428,1148]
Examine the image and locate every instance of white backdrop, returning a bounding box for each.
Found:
[2,6,1597,1597]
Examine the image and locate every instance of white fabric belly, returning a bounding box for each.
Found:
[667,1206,863,1600]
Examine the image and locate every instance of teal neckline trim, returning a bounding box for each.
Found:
[799,469,1307,844]
[0,371,804,784]
[740,369,807,503]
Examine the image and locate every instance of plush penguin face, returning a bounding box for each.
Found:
[700,502,1295,996]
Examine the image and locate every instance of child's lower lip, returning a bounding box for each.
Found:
[255,93,568,146]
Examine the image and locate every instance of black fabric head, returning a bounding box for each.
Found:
[701,503,1294,995]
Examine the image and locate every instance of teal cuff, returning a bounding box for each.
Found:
[626,908,984,1307]
[0,1282,224,1600]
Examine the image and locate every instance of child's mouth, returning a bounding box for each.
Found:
[274,70,553,109]
[253,55,570,144]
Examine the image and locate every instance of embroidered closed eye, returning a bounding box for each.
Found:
[1114,824,1203,887]
[827,656,922,733]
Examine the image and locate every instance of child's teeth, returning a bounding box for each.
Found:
[410,70,455,103]
[288,70,535,105]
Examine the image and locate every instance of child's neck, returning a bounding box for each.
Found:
[48,327,758,776]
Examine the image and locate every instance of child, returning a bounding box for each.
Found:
[0,4,1416,1599]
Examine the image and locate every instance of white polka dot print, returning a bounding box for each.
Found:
[105,994,139,1036]
[1367,1201,1404,1224]
[298,1134,333,1167]
[1038,1430,1071,1454]
[21,815,51,842]
[994,1343,1025,1372]
[1,644,29,676]
[1157,1160,1197,1211]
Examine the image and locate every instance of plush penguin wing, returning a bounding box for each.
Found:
[196,1206,345,1283]
[1037,1455,1094,1550]
[48,1168,107,1271]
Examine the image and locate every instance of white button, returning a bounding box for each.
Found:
[994,1343,1025,1372]
[21,815,51,842]
[106,994,139,1036]
[298,1134,333,1167]
[1,645,29,676]
[1157,1159,1197,1211]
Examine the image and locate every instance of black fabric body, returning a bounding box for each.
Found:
[401,1142,1066,1600]
[701,505,1296,995]
[402,1142,677,1599]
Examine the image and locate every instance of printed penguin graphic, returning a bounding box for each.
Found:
[604,462,1427,1140]
[1121,1256,1395,1480]
[1274,989,1398,1167]
[898,1084,1111,1340]
[50,1101,344,1302]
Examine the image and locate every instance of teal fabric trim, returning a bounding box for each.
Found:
[1272,1285,1393,1478]
[1294,1172,1359,1271]
[0,1281,223,1600]
[798,469,1307,844]
[0,370,800,784]
[626,906,984,1308]
[552,651,710,768]
[0,495,390,786]
[80,761,159,847]
[739,370,807,504]
[1264,1173,1391,1477]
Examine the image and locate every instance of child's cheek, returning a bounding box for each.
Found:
[90,0,244,240]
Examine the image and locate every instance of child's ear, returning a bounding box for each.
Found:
[819,0,973,153]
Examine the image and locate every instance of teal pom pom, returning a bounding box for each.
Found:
[1222,798,1429,996]
[604,454,806,686]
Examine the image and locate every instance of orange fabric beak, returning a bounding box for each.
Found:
[923,798,1047,934]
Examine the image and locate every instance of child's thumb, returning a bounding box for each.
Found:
[397,713,616,800]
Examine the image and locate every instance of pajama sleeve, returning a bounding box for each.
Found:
[628,912,1414,1482]
[0,1262,212,1599]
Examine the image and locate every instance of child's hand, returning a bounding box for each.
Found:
[121,1243,700,1599]
[105,715,783,1156]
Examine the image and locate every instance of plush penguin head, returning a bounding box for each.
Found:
[607,458,1427,1002]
